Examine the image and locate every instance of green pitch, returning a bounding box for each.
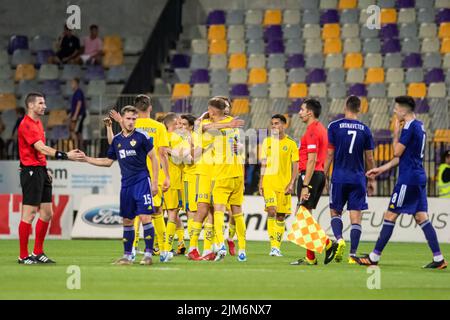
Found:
[0,240,449,300]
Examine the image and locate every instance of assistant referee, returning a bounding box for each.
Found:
[17,92,84,264]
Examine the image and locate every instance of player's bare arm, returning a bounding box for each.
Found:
[285,161,299,195]
[364,149,376,196]
[33,140,85,161]
[147,149,159,196]
[393,118,407,158]
[159,146,171,192]
[104,117,114,145]
[301,152,317,201]
[323,148,334,193]
[366,157,400,178]
[85,156,114,167]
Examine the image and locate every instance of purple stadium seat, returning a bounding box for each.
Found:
[207,10,226,25]
[8,35,29,54]
[436,9,450,24]
[84,65,105,81]
[286,54,305,69]
[190,69,209,84]
[171,54,190,69]
[35,50,55,67]
[331,113,345,122]
[321,10,339,25]
[415,99,430,113]
[402,53,422,68]
[41,80,61,96]
[171,98,192,113]
[266,40,285,54]
[231,84,249,97]
[306,68,326,84]
[382,38,401,54]
[425,68,445,84]
[396,0,415,8]
[380,24,399,39]
[288,99,303,114]
[348,83,367,97]
[264,25,283,41]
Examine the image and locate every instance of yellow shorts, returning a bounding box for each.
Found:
[153,186,163,208]
[263,189,292,214]
[183,174,198,212]
[212,176,244,206]
[197,175,213,204]
[163,188,182,210]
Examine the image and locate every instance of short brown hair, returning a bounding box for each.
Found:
[346,95,361,113]
[212,95,231,108]
[208,97,227,110]
[25,92,44,108]
[163,112,178,128]
[120,105,138,116]
[134,94,152,112]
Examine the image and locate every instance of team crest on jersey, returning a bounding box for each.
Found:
[117,143,121,148]
[283,146,288,151]
[130,139,137,147]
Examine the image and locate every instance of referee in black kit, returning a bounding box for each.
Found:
[17,92,84,264]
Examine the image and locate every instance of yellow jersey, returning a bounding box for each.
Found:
[212,116,244,180]
[181,131,198,176]
[167,131,185,190]
[135,117,169,185]
[195,119,215,177]
[261,135,299,192]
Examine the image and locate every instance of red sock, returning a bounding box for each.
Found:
[33,219,50,255]
[306,249,315,260]
[326,238,331,246]
[19,221,32,259]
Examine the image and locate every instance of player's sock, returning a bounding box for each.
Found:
[187,217,193,239]
[142,222,155,255]
[189,221,202,252]
[213,211,225,244]
[325,238,331,249]
[165,221,176,252]
[203,223,214,252]
[133,216,141,249]
[176,227,185,244]
[350,224,362,255]
[33,218,49,255]
[123,225,135,257]
[19,221,32,259]
[152,213,167,252]
[228,223,236,240]
[267,216,276,248]
[306,249,315,261]
[419,220,444,262]
[373,219,395,258]
[234,213,246,251]
[274,220,285,250]
[330,216,343,241]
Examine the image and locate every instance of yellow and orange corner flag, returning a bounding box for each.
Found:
[287,205,328,254]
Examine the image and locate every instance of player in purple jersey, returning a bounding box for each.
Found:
[82,106,160,266]
[324,96,376,264]
[353,96,447,269]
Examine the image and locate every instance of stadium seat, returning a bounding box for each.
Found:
[344,53,363,69]
[30,35,53,52]
[309,83,327,98]
[14,64,36,81]
[398,9,416,24]
[231,98,250,115]
[248,54,266,68]
[388,83,407,97]
[268,68,286,84]
[342,24,359,38]
[386,68,404,83]
[434,129,450,143]
[346,68,364,83]
[228,53,246,69]
[208,25,226,40]
[269,83,288,98]
[8,35,28,54]
[0,65,12,80]
[228,25,245,40]
[419,23,437,39]
[422,38,440,53]
[322,24,340,39]
[191,69,209,84]
[285,39,304,54]
[283,10,301,25]
[267,53,286,69]
[367,83,387,98]
[365,68,385,84]
[174,69,191,83]
[329,83,347,99]
[11,49,32,66]
[192,84,210,97]
[364,53,382,68]
[211,83,229,96]
[248,68,267,84]
[405,68,424,83]
[428,83,447,98]
[172,83,191,99]
[289,83,308,98]
[209,39,227,54]
[339,0,357,9]
[341,9,359,24]
[191,39,208,54]
[246,25,263,40]
[283,24,302,40]
[207,10,226,25]
[408,83,427,98]
[124,36,144,55]
[288,68,307,83]
[229,69,248,84]
[15,79,38,97]
[190,54,208,69]
[343,38,361,53]
[228,40,246,53]
[226,10,245,25]
[327,68,345,83]
[402,38,420,53]
[106,65,128,83]
[103,51,124,68]
[440,38,450,53]
[325,54,343,68]
[0,93,16,111]
[324,38,342,55]
[305,54,324,68]
[264,9,282,25]
[380,8,397,24]
[38,64,59,81]
[209,54,227,69]
[302,9,320,24]
[247,40,265,54]
[423,53,442,69]
[103,35,123,53]
[249,84,268,98]
[231,84,249,97]
[303,24,321,39]
[304,39,323,54]
[348,83,367,96]
[245,10,263,25]
[320,0,337,10]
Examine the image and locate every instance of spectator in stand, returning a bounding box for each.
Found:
[80,24,103,65]
[50,24,81,65]
[68,78,86,146]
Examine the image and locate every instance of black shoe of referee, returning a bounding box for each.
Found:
[32,253,56,264]
[324,240,339,265]
[18,255,38,265]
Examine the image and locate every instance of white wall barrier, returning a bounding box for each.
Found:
[0,194,73,239]
[71,195,450,243]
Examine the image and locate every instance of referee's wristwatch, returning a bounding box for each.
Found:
[302,184,312,190]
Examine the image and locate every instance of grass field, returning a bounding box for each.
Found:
[0,240,449,300]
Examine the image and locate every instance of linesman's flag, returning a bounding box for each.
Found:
[287,205,328,254]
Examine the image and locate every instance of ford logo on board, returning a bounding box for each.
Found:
[82,206,122,227]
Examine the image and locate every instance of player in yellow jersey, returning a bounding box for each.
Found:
[161,113,190,257]
[259,114,299,257]
[107,95,171,262]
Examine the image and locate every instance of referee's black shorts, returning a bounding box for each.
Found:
[297,171,326,210]
[20,166,52,206]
